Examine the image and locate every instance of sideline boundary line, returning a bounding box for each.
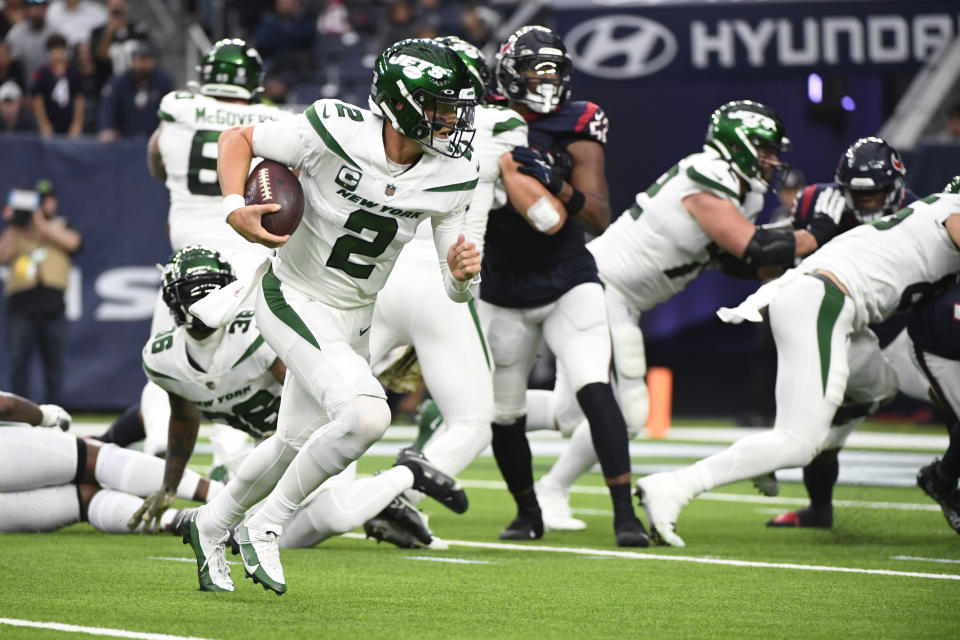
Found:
[0,617,218,640]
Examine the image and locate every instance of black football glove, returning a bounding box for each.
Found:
[511,147,564,195]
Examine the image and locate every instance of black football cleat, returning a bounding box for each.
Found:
[364,497,434,549]
[766,506,833,528]
[917,459,960,534]
[498,510,544,541]
[395,447,468,514]
[614,515,650,548]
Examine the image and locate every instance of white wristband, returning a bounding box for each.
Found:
[527,195,562,232]
[222,193,246,221]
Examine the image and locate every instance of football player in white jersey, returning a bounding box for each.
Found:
[269,36,561,550]
[180,38,482,594]
[523,101,799,530]
[637,189,960,547]
[0,394,221,534]
[124,246,286,533]
[136,38,293,460]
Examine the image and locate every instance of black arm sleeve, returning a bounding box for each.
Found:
[806,214,840,249]
[716,251,759,280]
[742,227,796,268]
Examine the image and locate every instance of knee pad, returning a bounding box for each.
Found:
[611,325,647,379]
[618,383,649,437]
[487,316,526,368]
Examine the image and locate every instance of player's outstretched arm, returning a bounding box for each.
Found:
[128,393,202,532]
[499,151,566,234]
[218,125,288,248]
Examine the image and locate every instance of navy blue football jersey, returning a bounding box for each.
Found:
[908,279,960,361]
[481,100,608,308]
[791,182,918,245]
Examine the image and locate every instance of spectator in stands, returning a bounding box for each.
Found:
[0,41,27,94]
[262,74,287,106]
[46,0,107,47]
[459,3,496,48]
[97,39,172,141]
[89,0,149,93]
[0,78,36,131]
[1,0,26,39]
[254,0,314,74]
[30,32,84,137]
[416,0,462,37]
[371,0,417,56]
[945,103,960,142]
[0,179,82,404]
[5,0,53,82]
[72,39,97,132]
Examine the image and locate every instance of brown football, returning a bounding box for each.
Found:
[244,159,304,236]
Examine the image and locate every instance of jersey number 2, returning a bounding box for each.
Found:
[326,209,398,279]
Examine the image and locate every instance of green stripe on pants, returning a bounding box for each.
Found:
[816,280,846,395]
[262,266,321,350]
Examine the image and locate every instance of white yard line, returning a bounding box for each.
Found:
[891,555,960,564]
[341,533,959,581]
[458,479,942,512]
[0,618,218,640]
[149,556,241,566]
[406,556,493,565]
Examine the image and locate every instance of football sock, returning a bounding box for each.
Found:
[940,422,960,482]
[609,483,637,523]
[0,485,79,532]
[491,417,535,501]
[247,396,391,534]
[576,382,632,479]
[280,467,413,548]
[93,403,144,446]
[541,420,596,490]
[87,488,147,533]
[421,419,492,477]
[803,448,839,514]
[199,435,299,537]
[525,389,556,431]
[93,443,203,500]
[140,381,171,456]
[0,427,77,491]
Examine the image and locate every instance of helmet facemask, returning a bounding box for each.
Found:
[496,26,572,114]
[161,247,236,334]
[706,100,791,193]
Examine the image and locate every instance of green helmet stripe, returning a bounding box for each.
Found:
[305,104,360,170]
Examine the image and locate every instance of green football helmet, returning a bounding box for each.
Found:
[369,38,477,158]
[435,36,490,100]
[705,100,791,192]
[161,246,236,331]
[197,38,264,101]
[944,176,960,194]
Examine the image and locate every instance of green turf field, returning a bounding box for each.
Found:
[3,421,959,639]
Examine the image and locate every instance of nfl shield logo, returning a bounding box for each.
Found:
[206,382,215,390]
[385,184,396,196]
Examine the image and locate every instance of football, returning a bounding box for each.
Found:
[244,159,304,236]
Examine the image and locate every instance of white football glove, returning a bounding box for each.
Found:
[38,404,71,431]
[814,186,846,223]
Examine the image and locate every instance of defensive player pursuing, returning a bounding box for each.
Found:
[180,38,482,594]
[124,246,286,531]
[763,137,918,528]
[0,393,220,534]
[132,38,293,460]
[476,25,648,547]
[522,100,799,531]
[637,187,960,547]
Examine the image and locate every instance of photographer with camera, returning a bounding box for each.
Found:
[0,179,81,403]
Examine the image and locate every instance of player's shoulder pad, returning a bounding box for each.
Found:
[682,152,741,201]
[483,104,527,137]
[551,100,609,144]
[792,182,834,226]
[157,89,198,123]
[141,329,180,382]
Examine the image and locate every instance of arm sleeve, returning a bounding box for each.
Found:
[432,207,476,302]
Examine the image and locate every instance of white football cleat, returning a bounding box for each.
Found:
[635,473,689,547]
[236,522,286,595]
[536,480,586,531]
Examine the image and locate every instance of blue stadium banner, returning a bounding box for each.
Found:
[0,135,170,410]
[557,1,960,80]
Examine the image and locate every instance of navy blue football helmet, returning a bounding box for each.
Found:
[835,137,906,222]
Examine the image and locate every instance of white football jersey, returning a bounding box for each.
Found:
[800,193,960,328]
[250,99,479,308]
[589,146,764,311]
[157,91,292,271]
[141,309,281,438]
[407,103,528,260]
